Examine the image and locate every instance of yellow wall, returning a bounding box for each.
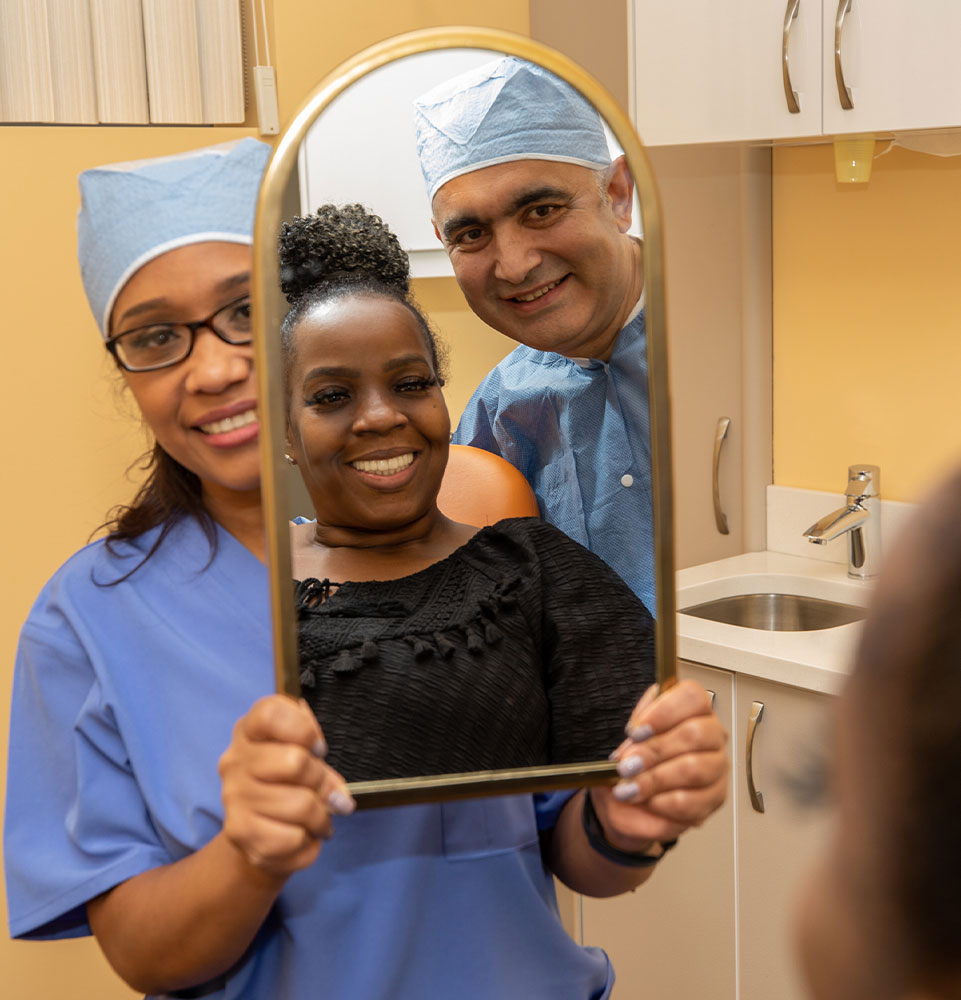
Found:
[0,3,527,997]
[772,142,961,503]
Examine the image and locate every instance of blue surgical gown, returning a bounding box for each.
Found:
[453,309,655,614]
[4,517,614,999]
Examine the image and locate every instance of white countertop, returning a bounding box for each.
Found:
[676,551,876,695]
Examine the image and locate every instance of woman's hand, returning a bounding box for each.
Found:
[593,679,729,852]
[218,694,355,878]
[87,696,356,994]
[546,679,728,897]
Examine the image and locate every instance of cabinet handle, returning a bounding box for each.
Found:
[706,689,717,710]
[834,0,855,110]
[746,700,765,813]
[713,417,731,535]
[782,0,801,114]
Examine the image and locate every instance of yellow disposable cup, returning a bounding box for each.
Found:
[833,134,876,183]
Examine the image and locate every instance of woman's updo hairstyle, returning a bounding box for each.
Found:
[279,204,447,382]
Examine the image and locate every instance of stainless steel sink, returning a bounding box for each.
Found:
[679,593,866,631]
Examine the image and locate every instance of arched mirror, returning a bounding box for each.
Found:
[251,27,674,807]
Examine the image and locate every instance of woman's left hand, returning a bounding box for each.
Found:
[591,679,729,853]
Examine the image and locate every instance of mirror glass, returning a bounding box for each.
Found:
[253,32,673,805]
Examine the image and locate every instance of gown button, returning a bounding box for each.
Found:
[620,474,634,488]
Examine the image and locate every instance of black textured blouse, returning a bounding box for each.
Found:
[296,518,655,783]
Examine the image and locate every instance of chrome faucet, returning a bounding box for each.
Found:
[802,464,881,580]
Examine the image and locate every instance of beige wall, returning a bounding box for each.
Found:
[0,3,528,997]
[773,142,961,503]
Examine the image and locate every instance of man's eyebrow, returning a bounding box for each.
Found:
[440,186,572,242]
[441,212,483,242]
[507,185,571,214]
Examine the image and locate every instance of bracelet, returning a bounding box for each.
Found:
[581,792,677,868]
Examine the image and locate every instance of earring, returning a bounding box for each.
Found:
[284,453,297,466]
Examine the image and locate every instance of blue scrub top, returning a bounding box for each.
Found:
[453,309,655,615]
[4,518,614,999]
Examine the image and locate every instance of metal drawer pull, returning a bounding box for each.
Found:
[713,416,731,535]
[782,0,801,113]
[707,689,717,710]
[746,700,765,813]
[835,0,855,109]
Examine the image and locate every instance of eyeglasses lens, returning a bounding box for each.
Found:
[114,297,252,372]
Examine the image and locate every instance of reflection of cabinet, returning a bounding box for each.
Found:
[632,0,961,145]
[580,662,835,1000]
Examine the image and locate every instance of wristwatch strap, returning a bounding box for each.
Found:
[581,792,678,868]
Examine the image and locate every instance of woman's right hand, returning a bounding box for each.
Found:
[218,695,355,878]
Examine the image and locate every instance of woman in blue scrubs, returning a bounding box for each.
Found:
[5,151,727,1000]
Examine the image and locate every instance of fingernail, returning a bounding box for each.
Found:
[617,755,644,778]
[613,780,640,803]
[327,789,356,816]
[626,723,655,743]
[312,736,328,759]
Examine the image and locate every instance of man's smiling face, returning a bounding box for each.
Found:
[431,157,641,362]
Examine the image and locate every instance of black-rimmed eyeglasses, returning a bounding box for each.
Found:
[105,295,253,372]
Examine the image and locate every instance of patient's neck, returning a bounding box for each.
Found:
[292,506,477,583]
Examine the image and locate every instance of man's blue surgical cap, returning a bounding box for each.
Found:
[77,137,271,336]
[413,56,612,203]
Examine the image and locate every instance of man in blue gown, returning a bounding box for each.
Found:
[414,56,655,613]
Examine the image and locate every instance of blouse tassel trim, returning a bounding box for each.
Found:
[297,573,522,683]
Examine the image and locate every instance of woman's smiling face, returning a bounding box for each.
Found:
[111,242,260,500]
[285,293,450,539]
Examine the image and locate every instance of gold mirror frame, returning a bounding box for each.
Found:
[251,26,675,808]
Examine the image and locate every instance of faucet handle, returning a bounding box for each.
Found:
[846,464,880,500]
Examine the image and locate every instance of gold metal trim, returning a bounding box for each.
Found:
[834,0,855,111]
[746,700,766,813]
[252,26,676,805]
[782,0,802,114]
[347,761,618,809]
[713,416,731,535]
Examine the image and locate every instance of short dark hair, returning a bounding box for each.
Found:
[279,203,448,384]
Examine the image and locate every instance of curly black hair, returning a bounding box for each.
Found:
[279,204,448,382]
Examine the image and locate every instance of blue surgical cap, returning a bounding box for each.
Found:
[413,56,612,203]
[77,137,271,336]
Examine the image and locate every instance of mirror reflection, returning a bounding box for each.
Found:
[278,201,653,783]
[273,48,659,784]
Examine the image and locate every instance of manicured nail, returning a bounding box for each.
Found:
[627,723,655,743]
[617,755,644,778]
[327,789,356,815]
[312,736,328,759]
[613,780,640,803]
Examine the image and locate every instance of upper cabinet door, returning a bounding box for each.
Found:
[822,0,961,135]
[632,0,821,144]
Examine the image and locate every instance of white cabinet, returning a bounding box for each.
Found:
[735,673,835,1000]
[632,0,961,145]
[632,1,821,144]
[580,662,835,1000]
[820,1,961,135]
